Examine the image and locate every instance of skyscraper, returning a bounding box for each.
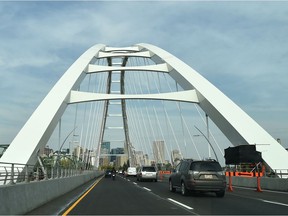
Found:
[153,140,165,164]
[101,141,110,154]
[171,149,182,165]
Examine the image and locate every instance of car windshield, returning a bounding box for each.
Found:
[190,161,222,172]
[142,167,156,172]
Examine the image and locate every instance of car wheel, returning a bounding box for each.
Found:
[169,180,176,192]
[216,190,225,197]
[181,181,189,196]
[154,178,157,182]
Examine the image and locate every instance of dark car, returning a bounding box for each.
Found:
[169,159,226,197]
[105,169,112,178]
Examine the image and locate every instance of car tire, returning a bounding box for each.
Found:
[154,179,157,182]
[216,190,225,197]
[181,181,189,196]
[169,180,176,192]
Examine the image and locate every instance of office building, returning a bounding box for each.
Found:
[153,140,165,164]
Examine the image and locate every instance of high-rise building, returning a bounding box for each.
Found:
[171,149,182,164]
[110,147,124,163]
[135,151,149,166]
[111,147,124,154]
[99,157,110,167]
[153,140,165,164]
[39,145,53,157]
[115,155,128,168]
[73,145,83,159]
[101,141,110,154]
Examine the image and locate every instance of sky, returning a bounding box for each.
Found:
[1,1,288,162]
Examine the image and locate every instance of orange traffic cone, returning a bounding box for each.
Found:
[256,176,263,192]
[228,172,233,192]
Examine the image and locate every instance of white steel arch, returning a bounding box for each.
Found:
[0,44,106,165]
[1,43,288,174]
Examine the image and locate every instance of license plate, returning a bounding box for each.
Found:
[204,175,213,179]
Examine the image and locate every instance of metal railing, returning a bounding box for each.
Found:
[270,169,288,178]
[0,161,91,186]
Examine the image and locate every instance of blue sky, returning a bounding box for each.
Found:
[1,1,288,156]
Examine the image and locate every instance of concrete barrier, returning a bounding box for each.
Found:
[226,176,288,192]
[0,171,103,215]
[161,174,288,192]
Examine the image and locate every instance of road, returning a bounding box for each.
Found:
[28,174,288,215]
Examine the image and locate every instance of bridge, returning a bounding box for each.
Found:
[1,43,288,215]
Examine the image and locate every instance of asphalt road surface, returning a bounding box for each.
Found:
[28,174,288,215]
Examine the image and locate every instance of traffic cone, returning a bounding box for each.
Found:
[228,172,233,192]
[256,176,263,192]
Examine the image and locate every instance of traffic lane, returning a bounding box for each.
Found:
[230,186,288,206]
[64,175,196,215]
[26,177,98,215]
[133,177,288,215]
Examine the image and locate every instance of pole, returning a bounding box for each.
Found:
[205,114,211,158]
[194,125,218,162]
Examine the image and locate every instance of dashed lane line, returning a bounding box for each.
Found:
[167,198,194,210]
[142,187,151,192]
[123,177,197,214]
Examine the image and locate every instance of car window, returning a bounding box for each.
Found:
[142,167,156,172]
[175,163,181,172]
[179,161,189,172]
[190,161,222,171]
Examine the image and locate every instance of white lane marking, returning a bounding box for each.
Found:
[167,198,194,210]
[233,186,288,195]
[143,187,151,192]
[133,182,137,185]
[260,199,288,207]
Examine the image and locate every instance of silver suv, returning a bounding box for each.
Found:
[137,166,158,182]
[169,159,226,197]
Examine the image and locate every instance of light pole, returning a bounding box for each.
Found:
[205,114,211,158]
[194,126,219,162]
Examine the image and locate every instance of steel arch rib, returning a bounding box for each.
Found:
[0,44,106,165]
[136,43,288,172]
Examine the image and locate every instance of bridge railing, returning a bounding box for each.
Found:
[271,169,288,178]
[0,161,91,185]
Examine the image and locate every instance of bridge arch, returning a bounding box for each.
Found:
[1,43,287,173]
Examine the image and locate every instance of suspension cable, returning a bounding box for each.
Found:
[163,75,201,159]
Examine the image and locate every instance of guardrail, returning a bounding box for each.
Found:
[273,169,288,178]
[0,161,89,185]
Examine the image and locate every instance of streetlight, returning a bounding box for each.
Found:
[194,126,219,162]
